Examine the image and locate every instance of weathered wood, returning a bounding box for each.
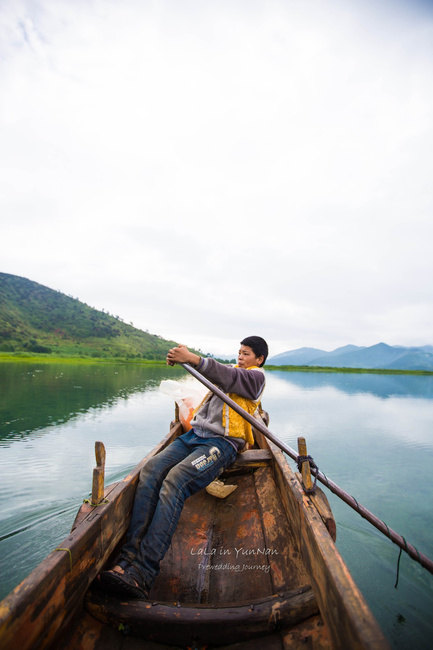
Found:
[154,462,304,605]
[282,614,333,649]
[91,441,106,505]
[151,489,217,603]
[266,437,389,650]
[298,436,313,492]
[63,609,181,650]
[86,586,318,646]
[71,480,120,532]
[253,466,310,593]
[231,448,272,467]
[206,472,273,602]
[311,487,337,543]
[221,635,284,650]
[222,448,273,477]
[0,418,388,650]
[64,608,331,650]
[295,473,337,542]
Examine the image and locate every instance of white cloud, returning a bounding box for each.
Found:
[1,0,433,356]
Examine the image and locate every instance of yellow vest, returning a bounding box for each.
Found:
[192,366,265,446]
[222,366,265,446]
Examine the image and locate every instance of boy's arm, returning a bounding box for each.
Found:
[197,358,265,400]
[166,346,265,399]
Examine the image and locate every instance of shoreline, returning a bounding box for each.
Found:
[265,364,433,376]
[0,353,166,366]
[1,352,433,375]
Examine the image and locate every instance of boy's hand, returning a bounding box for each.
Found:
[166,345,201,367]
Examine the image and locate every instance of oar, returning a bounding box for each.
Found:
[181,362,433,576]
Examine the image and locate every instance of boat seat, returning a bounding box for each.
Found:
[228,448,272,470]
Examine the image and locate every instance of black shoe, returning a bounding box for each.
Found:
[99,568,148,599]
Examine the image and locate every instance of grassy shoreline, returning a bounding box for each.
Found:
[1,352,433,375]
[265,364,433,376]
[0,352,167,366]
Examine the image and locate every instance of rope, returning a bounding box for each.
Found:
[296,454,318,494]
[55,547,73,571]
[395,548,403,588]
[83,497,109,506]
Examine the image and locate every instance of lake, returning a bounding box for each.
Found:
[1,361,433,649]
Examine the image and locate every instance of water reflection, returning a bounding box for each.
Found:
[269,369,433,399]
[1,362,433,649]
[0,362,185,443]
[0,361,187,600]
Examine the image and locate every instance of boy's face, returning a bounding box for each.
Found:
[237,345,264,369]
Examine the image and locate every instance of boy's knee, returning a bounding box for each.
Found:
[138,455,159,482]
[160,462,196,502]
[163,464,185,490]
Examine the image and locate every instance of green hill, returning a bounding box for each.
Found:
[0,272,181,360]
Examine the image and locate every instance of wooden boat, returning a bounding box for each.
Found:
[0,418,389,649]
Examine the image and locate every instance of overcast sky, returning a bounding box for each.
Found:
[2,0,433,357]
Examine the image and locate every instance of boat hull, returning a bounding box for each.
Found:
[0,422,389,649]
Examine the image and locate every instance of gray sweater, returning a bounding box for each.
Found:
[190,357,265,449]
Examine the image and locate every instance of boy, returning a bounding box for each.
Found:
[99,335,268,599]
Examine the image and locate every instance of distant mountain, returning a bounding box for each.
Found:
[321,344,365,357]
[268,342,433,371]
[269,347,327,365]
[0,272,180,359]
[385,350,433,371]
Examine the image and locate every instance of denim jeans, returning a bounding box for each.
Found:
[118,429,237,591]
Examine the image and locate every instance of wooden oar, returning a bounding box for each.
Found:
[181,362,433,576]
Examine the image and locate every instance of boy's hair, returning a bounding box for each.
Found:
[240,336,269,367]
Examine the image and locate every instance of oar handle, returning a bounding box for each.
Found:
[180,362,433,576]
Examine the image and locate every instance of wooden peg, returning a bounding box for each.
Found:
[91,441,106,505]
[297,436,313,492]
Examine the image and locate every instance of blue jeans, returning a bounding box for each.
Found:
[118,429,237,591]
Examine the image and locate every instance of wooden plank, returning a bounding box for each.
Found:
[70,481,120,531]
[221,450,273,478]
[232,449,272,466]
[297,436,313,492]
[282,614,333,649]
[149,460,309,605]
[61,609,122,650]
[218,634,284,650]
[91,441,106,505]
[206,472,273,602]
[86,586,317,647]
[253,466,311,593]
[62,609,183,650]
[295,473,337,542]
[151,489,217,603]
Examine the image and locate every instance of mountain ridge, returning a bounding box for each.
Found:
[0,272,182,359]
[3,272,432,370]
[268,342,433,371]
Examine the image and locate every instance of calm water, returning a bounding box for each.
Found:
[1,362,433,649]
